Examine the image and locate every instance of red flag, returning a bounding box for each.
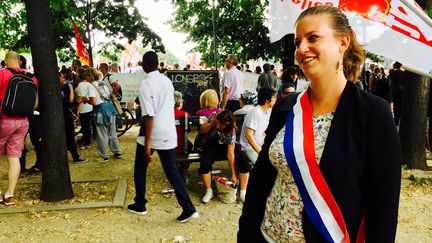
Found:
[72,21,92,66]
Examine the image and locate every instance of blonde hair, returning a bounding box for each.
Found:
[86,67,102,80]
[200,89,219,109]
[225,54,239,66]
[296,5,365,81]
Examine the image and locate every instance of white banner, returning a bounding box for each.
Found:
[269,0,432,76]
[110,72,147,103]
[242,71,260,92]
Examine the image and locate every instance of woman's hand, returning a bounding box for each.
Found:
[231,174,238,184]
[144,147,153,163]
[209,115,217,126]
[199,116,216,134]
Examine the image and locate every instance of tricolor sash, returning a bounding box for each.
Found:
[283,89,351,243]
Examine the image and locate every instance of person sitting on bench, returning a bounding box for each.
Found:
[197,110,250,203]
[196,89,221,118]
[174,91,193,156]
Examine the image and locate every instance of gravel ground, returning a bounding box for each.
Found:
[0,126,431,242]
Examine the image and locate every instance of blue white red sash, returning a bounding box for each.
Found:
[283,89,351,243]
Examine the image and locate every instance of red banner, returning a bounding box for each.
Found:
[72,21,92,67]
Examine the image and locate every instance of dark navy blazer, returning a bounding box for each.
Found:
[238,81,401,242]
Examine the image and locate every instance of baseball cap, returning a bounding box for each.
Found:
[241,90,257,105]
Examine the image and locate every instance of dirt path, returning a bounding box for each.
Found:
[0,126,431,242]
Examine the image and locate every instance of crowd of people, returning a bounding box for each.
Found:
[0,52,127,206]
[0,5,406,241]
[360,61,406,126]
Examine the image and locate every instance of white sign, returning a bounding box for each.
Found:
[110,72,147,103]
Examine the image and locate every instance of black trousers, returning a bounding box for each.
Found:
[65,115,80,160]
[198,135,250,174]
[133,143,196,213]
[392,90,403,126]
[20,114,42,170]
[226,100,241,113]
[79,111,92,146]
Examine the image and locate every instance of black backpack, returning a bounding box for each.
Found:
[0,68,38,117]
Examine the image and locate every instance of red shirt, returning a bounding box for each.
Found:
[0,68,38,120]
[174,109,190,155]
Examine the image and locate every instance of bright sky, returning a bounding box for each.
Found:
[135,0,196,62]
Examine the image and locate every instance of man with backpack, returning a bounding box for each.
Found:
[99,63,121,100]
[0,51,38,205]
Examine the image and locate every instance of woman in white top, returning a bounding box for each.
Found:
[85,67,122,161]
[239,88,276,166]
[74,67,94,149]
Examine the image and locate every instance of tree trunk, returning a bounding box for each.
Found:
[281,34,295,70]
[399,0,432,170]
[86,0,94,66]
[399,71,430,170]
[24,0,74,201]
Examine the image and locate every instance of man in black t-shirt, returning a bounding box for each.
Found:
[388,62,405,126]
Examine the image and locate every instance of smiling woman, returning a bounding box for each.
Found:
[239,5,402,243]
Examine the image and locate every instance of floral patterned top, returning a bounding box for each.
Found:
[261,112,334,242]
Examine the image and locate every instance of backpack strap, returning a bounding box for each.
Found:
[102,73,116,93]
[6,68,34,78]
[90,81,110,102]
[103,73,112,83]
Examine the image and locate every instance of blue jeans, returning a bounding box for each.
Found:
[133,143,196,213]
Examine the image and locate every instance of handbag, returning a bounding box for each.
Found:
[110,94,123,115]
[214,176,238,204]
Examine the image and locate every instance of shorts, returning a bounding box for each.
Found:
[0,118,29,157]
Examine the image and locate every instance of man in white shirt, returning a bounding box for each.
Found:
[99,63,121,95]
[221,54,243,112]
[128,51,199,223]
[240,88,276,166]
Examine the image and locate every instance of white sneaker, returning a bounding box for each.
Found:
[239,194,246,203]
[202,190,214,203]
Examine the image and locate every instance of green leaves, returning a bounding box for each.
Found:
[0,0,27,50]
[0,0,164,62]
[69,0,165,58]
[171,0,281,66]
[366,52,384,63]
[426,8,432,18]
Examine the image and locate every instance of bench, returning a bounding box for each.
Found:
[175,114,246,184]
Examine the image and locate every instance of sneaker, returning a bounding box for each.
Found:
[19,170,27,178]
[3,196,16,206]
[0,193,3,203]
[73,156,89,163]
[100,157,109,162]
[202,190,214,203]
[26,166,42,175]
[127,203,147,215]
[239,194,246,203]
[113,153,122,159]
[177,211,199,223]
[79,145,91,150]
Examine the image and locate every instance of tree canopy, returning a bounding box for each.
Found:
[0,0,164,63]
[170,0,281,66]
